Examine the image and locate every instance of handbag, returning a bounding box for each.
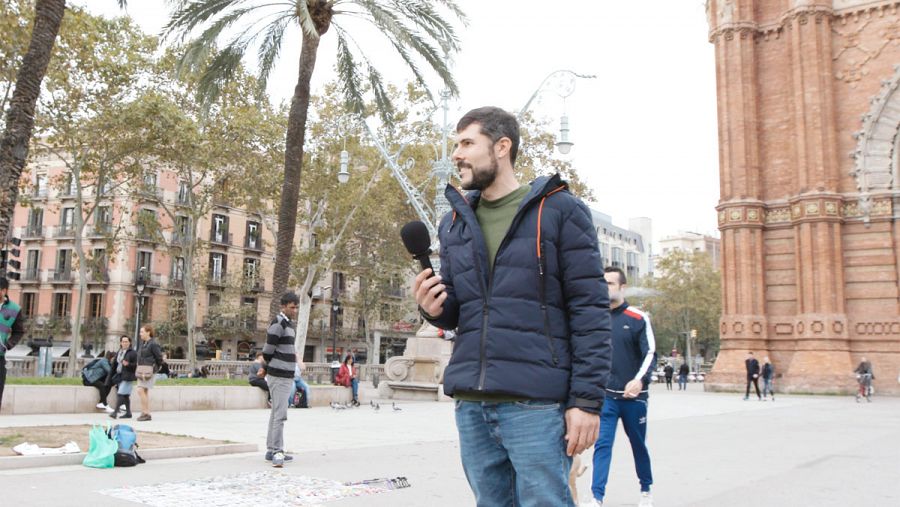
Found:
[83,424,118,469]
[136,365,153,381]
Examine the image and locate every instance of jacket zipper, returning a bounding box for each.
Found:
[474,189,553,390]
[537,253,559,366]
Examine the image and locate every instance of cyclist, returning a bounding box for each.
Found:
[853,357,875,402]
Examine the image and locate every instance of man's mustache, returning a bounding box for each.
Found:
[457,162,472,171]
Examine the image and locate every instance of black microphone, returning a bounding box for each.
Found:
[400,221,435,276]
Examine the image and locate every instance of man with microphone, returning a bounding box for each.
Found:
[413,106,611,506]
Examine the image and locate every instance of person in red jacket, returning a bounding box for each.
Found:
[335,354,359,406]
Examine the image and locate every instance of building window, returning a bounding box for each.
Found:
[91,248,107,280]
[246,221,260,249]
[55,249,72,276]
[172,257,185,281]
[64,173,76,195]
[60,207,75,232]
[95,206,111,234]
[27,208,43,235]
[35,174,47,197]
[241,297,257,329]
[611,247,624,268]
[137,251,152,275]
[210,252,226,283]
[25,250,39,279]
[21,293,37,317]
[143,172,157,188]
[333,271,346,294]
[177,181,190,204]
[88,293,103,318]
[174,215,189,244]
[243,258,259,279]
[52,293,70,317]
[138,209,157,239]
[211,214,228,243]
[208,292,221,309]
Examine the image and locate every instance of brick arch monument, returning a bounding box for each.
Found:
[705,0,900,394]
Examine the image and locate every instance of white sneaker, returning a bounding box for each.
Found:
[96,403,107,409]
[638,491,654,507]
[582,499,602,506]
[104,406,115,414]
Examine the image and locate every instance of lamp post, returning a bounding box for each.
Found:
[331,297,341,362]
[518,69,597,155]
[133,267,147,343]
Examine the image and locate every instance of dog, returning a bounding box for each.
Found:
[569,452,588,504]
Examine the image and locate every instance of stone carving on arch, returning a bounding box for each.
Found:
[851,63,900,222]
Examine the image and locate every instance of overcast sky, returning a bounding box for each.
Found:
[77,0,720,247]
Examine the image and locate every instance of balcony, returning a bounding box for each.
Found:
[137,185,163,202]
[23,226,43,239]
[89,223,112,237]
[20,268,42,284]
[135,228,159,243]
[243,277,264,292]
[48,269,74,284]
[385,286,406,299]
[208,273,226,288]
[53,225,75,239]
[244,237,264,252]
[85,269,109,284]
[169,278,185,291]
[134,271,162,288]
[176,193,191,206]
[171,232,190,246]
[31,188,48,199]
[209,232,232,247]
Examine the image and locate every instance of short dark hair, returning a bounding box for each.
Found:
[604,266,627,285]
[457,106,520,166]
[0,277,8,290]
[280,291,299,306]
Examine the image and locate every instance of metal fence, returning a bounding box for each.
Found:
[5,356,385,384]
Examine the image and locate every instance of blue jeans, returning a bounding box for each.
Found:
[291,377,310,405]
[454,400,573,507]
[591,398,653,501]
[677,374,687,390]
[349,378,359,399]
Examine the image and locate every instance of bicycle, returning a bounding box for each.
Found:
[855,373,873,403]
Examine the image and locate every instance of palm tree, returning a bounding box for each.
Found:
[163,0,466,319]
[0,0,127,243]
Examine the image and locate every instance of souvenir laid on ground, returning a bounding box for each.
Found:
[99,471,402,506]
[12,441,81,456]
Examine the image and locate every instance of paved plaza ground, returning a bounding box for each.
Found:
[0,384,898,506]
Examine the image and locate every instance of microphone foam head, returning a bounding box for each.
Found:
[400,221,431,256]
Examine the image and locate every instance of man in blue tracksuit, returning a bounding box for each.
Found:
[590,266,656,507]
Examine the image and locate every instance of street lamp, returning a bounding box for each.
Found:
[331,297,341,362]
[518,69,596,155]
[133,267,147,343]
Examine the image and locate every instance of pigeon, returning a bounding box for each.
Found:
[374,402,380,411]
[392,402,402,411]
[369,400,375,407]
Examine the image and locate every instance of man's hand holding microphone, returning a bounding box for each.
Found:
[402,221,446,318]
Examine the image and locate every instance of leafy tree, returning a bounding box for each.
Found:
[26,8,157,376]
[642,250,721,359]
[162,0,467,320]
[0,0,128,242]
[132,51,285,370]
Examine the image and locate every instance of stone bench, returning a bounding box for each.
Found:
[0,383,380,415]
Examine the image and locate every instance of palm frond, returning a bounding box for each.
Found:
[197,39,249,104]
[357,0,458,95]
[163,0,246,41]
[366,64,393,125]
[392,0,462,54]
[256,14,292,94]
[335,32,365,116]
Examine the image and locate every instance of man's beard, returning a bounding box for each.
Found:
[460,153,499,191]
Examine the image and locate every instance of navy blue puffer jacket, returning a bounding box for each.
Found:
[427,174,611,412]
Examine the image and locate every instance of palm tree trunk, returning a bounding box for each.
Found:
[269,29,322,320]
[0,0,65,240]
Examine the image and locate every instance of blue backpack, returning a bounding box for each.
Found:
[108,424,144,467]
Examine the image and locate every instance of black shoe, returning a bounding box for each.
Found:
[264,451,294,462]
[108,412,117,419]
[120,413,132,419]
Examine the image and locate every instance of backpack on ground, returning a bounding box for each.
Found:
[107,424,145,467]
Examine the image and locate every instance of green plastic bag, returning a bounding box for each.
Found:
[83,423,117,469]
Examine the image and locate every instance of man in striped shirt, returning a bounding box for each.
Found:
[263,292,299,467]
[589,267,657,507]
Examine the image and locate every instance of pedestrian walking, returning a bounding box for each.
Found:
[663,362,674,391]
[744,351,761,401]
[263,292,299,467]
[761,356,775,401]
[0,276,25,411]
[135,324,163,421]
[589,267,656,507]
[414,106,611,507]
[109,335,137,419]
[678,362,689,391]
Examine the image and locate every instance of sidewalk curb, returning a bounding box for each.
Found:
[0,442,258,470]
